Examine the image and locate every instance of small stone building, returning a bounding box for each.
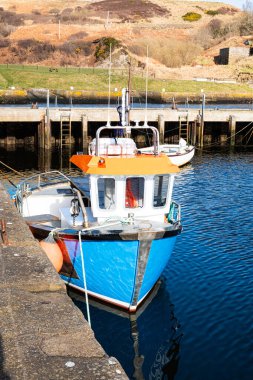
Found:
[219,47,250,64]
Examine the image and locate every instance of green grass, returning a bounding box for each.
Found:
[0,64,252,97]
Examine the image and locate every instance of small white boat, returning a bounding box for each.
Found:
[139,138,195,167]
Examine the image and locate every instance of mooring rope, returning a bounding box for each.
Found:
[0,160,22,176]
[194,120,253,150]
[136,117,253,148]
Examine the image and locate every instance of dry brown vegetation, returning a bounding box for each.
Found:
[0,0,251,80]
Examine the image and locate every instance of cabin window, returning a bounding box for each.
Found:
[98,178,116,209]
[125,177,144,208]
[153,175,169,207]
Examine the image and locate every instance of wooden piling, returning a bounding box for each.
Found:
[229,115,236,147]
[81,114,88,153]
[38,121,44,149]
[191,121,197,146]
[200,117,204,148]
[44,113,51,150]
[158,114,165,144]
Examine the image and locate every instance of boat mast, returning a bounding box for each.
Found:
[107,43,112,127]
[144,45,149,127]
[126,58,132,126]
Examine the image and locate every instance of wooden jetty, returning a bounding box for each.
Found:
[0,106,252,149]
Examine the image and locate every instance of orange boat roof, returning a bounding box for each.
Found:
[70,154,180,175]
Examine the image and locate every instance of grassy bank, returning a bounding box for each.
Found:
[0,64,252,100]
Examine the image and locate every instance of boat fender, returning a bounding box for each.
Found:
[167,203,175,224]
[39,234,63,273]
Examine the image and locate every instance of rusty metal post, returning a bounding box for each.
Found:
[0,219,8,245]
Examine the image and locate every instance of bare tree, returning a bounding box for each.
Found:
[240,1,253,34]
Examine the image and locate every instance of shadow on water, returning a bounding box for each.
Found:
[0,335,11,380]
[69,281,183,380]
[0,146,79,175]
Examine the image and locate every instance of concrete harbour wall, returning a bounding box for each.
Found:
[0,106,253,149]
[0,182,127,380]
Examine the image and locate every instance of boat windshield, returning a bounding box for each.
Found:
[153,175,169,207]
[125,177,144,208]
[98,178,116,209]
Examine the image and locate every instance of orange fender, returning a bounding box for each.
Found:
[39,240,63,273]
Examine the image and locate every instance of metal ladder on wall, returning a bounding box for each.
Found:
[179,114,189,141]
[60,113,72,149]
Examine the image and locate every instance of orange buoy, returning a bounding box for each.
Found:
[39,240,63,273]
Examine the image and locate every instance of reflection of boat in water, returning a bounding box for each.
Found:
[14,88,182,312]
[139,138,195,167]
[70,281,183,380]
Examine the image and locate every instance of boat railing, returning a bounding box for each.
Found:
[15,171,71,215]
[95,125,160,156]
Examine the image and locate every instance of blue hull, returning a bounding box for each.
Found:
[60,234,178,310]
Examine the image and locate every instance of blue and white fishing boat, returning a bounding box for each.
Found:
[15,89,182,312]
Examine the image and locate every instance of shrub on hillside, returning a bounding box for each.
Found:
[129,38,203,68]
[59,7,88,24]
[49,8,60,15]
[32,9,41,15]
[68,32,88,41]
[205,10,219,16]
[182,12,201,22]
[94,37,120,61]
[58,40,92,56]
[0,38,10,48]
[208,19,223,38]
[209,18,240,39]
[75,6,83,12]
[0,9,24,26]
[17,39,36,49]
[195,17,240,49]
[58,41,74,55]
[0,23,14,37]
[61,8,73,16]
[217,7,237,15]
[15,39,55,62]
[239,4,253,35]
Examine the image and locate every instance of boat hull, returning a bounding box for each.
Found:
[139,145,195,167]
[168,146,195,167]
[55,230,180,312]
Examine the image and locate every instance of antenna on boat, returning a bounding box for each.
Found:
[127,58,132,125]
[107,43,112,127]
[144,45,149,127]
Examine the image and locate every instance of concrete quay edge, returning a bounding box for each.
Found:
[0,182,127,380]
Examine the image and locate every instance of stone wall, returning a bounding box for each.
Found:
[219,47,250,65]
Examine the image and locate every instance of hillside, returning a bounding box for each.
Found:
[0,0,251,82]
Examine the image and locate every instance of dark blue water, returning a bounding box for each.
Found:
[72,150,253,380]
[2,103,253,110]
[1,148,252,380]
